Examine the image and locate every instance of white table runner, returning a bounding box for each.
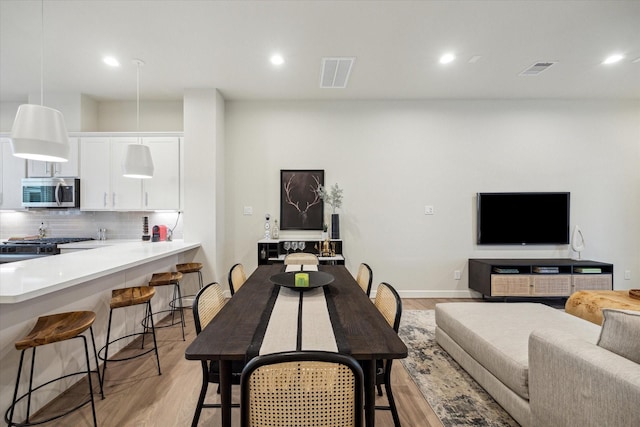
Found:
[259,287,337,355]
[284,264,319,272]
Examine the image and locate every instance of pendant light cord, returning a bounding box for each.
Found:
[40,0,44,106]
[136,60,140,133]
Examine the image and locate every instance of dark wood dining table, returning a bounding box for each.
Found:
[185,263,407,427]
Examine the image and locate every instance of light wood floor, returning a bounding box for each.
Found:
[24,298,478,427]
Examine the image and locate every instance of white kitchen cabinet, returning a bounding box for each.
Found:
[80,137,112,210]
[80,136,142,210]
[142,137,180,210]
[27,138,80,177]
[0,138,27,210]
[80,135,180,211]
[110,138,143,210]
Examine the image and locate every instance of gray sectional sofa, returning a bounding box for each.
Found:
[435,302,640,427]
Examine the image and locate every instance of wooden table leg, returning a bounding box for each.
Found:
[363,359,375,427]
[219,360,232,427]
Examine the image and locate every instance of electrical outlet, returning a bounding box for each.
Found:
[243,206,253,215]
[424,205,434,215]
[624,270,631,280]
[454,270,461,280]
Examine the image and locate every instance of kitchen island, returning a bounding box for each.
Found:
[0,240,200,424]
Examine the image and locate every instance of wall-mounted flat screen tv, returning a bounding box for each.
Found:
[477,192,570,245]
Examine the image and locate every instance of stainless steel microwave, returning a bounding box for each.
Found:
[22,178,80,208]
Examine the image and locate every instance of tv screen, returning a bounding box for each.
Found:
[477,192,570,245]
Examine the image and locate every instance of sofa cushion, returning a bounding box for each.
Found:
[597,308,640,364]
[435,302,601,400]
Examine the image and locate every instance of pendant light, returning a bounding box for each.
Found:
[11,0,69,162]
[122,59,154,179]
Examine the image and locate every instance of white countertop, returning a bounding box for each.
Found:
[0,240,200,304]
[57,239,140,249]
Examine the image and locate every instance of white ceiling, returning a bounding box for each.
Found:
[1,0,639,102]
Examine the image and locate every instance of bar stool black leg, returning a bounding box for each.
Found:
[175,282,186,338]
[102,309,114,382]
[170,285,178,324]
[26,347,36,423]
[7,349,26,426]
[142,304,148,349]
[147,300,162,375]
[80,334,99,427]
[88,326,104,399]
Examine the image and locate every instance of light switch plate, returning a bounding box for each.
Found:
[243,206,253,215]
[424,205,434,215]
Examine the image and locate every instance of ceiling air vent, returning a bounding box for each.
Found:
[519,61,557,76]
[320,57,355,88]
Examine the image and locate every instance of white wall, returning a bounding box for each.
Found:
[183,89,223,288]
[0,101,22,132]
[0,99,182,132]
[224,100,640,296]
[97,101,183,132]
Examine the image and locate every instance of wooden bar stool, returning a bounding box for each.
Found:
[145,272,185,341]
[5,311,102,427]
[175,262,203,308]
[100,286,161,387]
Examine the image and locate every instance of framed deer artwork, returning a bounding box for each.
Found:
[280,169,324,230]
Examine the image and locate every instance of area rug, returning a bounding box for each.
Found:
[399,310,520,427]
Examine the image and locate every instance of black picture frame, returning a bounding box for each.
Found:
[280,170,324,230]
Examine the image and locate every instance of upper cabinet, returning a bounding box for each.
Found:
[80,135,180,211]
[142,137,180,210]
[28,138,80,177]
[0,138,27,210]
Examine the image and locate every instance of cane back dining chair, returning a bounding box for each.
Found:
[356,263,373,296]
[373,282,403,427]
[283,253,319,265]
[191,282,244,426]
[228,263,247,296]
[240,351,364,427]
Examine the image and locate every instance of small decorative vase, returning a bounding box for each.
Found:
[272,220,280,239]
[321,231,328,240]
[331,213,340,239]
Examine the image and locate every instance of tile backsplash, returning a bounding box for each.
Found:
[0,210,183,240]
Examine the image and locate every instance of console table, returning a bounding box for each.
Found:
[469,258,613,299]
[257,238,344,265]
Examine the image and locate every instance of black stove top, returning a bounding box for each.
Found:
[3,237,94,246]
[1,237,94,257]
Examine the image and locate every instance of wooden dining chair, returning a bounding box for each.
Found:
[241,351,364,427]
[284,253,319,265]
[373,282,403,427]
[191,282,243,427]
[356,263,373,296]
[228,263,247,296]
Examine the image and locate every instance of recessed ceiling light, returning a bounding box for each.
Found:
[602,54,624,65]
[439,53,456,65]
[270,54,284,66]
[103,56,120,67]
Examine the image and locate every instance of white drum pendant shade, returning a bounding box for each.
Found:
[122,144,154,178]
[11,104,70,162]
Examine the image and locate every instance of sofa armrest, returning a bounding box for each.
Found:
[529,328,640,427]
